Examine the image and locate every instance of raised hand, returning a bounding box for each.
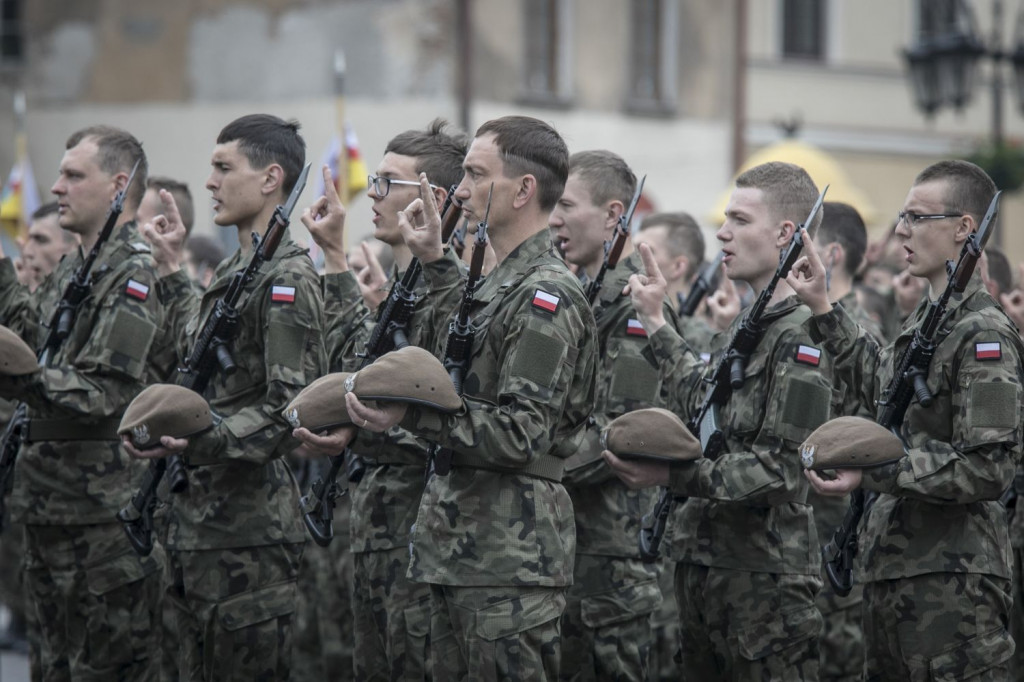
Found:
[786,228,831,315]
[302,165,349,273]
[624,242,668,335]
[355,241,388,309]
[397,173,444,264]
[707,266,741,331]
[141,189,188,277]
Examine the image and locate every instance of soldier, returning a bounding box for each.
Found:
[546,149,670,680]
[138,176,194,236]
[605,161,832,680]
[344,115,598,679]
[0,125,164,680]
[16,203,80,293]
[123,114,327,681]
[793,160,1024,681]
[295,118,468,680]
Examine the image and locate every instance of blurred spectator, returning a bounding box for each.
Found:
[18,202,79,292]
[137,176,194,235]
[183,234,225,289]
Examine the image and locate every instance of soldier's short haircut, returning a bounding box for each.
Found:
[568,150,637,208]
[66,125,148,211]
[638,211,705,281]
[914,159,996,224]
[819,202,868,278]
[735,161,821,236]
[30,201,75,244]
[385,118,470,194]
[475,115,569,212]
[217,114,306,196]
[147,176,195,234]
[985,246,1014,298]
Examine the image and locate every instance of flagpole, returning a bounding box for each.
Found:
[333,50,349,207]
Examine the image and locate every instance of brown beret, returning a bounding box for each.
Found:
[346,346,462,412]
[0,325,38,376]
[601,408,701,462]
[282,372,354,431]
[118,384,213,449]
[800,416,905,470]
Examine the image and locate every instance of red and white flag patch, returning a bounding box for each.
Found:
[795,344,821,366]
[271,285,296,303]
[626,318,647,337]
[532,289,559,313]
[975,342,1002,360]
[125,279,149,301]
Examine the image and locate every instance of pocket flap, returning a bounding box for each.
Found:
[737,605,822,661]
[580,579,662,628]
[929,627,1013,680]
[87,551,161,596]
[217,582,296,632]
[474,590,565,642]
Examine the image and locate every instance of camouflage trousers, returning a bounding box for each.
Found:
[816,579,863,681]
[675,563,823,681]
[429,583,565,681]
[648,556,681,682]
[559,553,661,681]
[163,542,304,682]
[353,547,431,681]
[862,574,1014,681]
[0,518,25,616]
[23,522,164,682]
[1010,548,1024,679]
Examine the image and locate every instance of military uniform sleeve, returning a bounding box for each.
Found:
[417,249,468,339]
[645,321,709,423]
[322,270,374,367]
[809,303,879,418]
[150,270,200,382]
[0,257,46,346]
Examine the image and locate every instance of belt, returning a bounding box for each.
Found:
[449,452,565,483]
[26,417,122,442]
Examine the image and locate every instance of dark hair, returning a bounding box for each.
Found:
[985,247,1013,298]
[568,150,636,208]
[475,115,568,211]
[914,159,996,224]
[184,234,227,272]
[147,176,195,234]
[385,118,469,193]
[819,202,868,277]
[66,125,148,210]
[639,211,706,281]
[30,201,59,221]
[217,114,306,196]
[735,161,821,236]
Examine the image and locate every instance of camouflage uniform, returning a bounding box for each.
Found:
[650,295,834,681]
[560,251,676,681]
[0,223,165,682]
[403,231,598,680]
[157,231,326,681]
[809,271,1023,681]
[1008,469,1024,679]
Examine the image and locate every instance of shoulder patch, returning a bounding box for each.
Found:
[531,289,559,313]
[795,344,821,366]
[626,318,648,337]
[125,279,150,301]
[271,285,296,304]
[975,341,1002,361]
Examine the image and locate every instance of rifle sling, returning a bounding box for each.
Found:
[26,417,122,442]
[449,450,565,483]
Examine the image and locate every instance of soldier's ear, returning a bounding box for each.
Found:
[777,220,797,249]
[262,164,285,198]
[432,185,447,209]
[513,174,537,209]
[953,214,974,244]
[605,200,625,233]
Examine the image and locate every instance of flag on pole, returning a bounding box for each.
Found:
[315,124,368,203]
[0,92,39,245]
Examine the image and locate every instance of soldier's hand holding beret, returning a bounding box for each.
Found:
[346,346,463,413]
[799,416,905,470]
[283,372,355,432]
[118,384,213,449]
[601,408,702,462]
[0,325,38,376]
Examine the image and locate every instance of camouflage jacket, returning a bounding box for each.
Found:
[403,230,598,587]
[675,292,717,358]
[564,250,679,557]
[0,222,161,524]
[809,272,1024,581]
[161,232,327,550]
[653,295,834,575]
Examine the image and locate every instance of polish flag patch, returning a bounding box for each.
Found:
[532,289,559,313]
[125,279,149,301]
[795,344,821,366]
[626,318,647,337]
[271,285,296,304]
[975,342,1002,360]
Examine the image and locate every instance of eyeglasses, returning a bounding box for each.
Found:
[367,174,437,198]
[897,211,963,228]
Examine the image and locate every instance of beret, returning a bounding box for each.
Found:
[346,346,462,412]
[0,325,38,376]
[601,408,702,462]
[800,416,905,470]
[282,372,354,431]
[118,384,213,449]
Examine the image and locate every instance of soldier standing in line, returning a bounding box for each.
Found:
[793,160,1024,681]
[344,115,599,680]
[0,125,165,681]
[123,114,327,681]
[606,161,833,680]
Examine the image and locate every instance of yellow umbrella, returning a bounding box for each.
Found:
[709,139,878,225]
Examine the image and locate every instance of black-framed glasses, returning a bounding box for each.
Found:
[897,210,963,228]
[367,174,437,198]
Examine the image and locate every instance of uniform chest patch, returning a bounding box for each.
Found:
[532,289,559,313]
[125,279,150,301]
[975,342,1002,360]
[271,285,296,304]
[795,344,821,366]
[626,318,647,337]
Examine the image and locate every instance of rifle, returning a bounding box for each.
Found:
[0,161,141,531]
[638,185,829,561]
[679,251,725,318]
[586,176,647,305]
[118,162,311,556]
[821,190,1002,596]
[301,184,464,545]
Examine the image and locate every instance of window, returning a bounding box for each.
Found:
[522,0,572,104]
[782,0,826,61]
[915,0,960,39]
[0,0,22,64]
[627,0,677,112]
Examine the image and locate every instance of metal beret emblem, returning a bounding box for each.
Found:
[800,443,816,469]
[599,430,608,450]
[344,374,356,393]
[132,423,150,445]
[285,407,301,429]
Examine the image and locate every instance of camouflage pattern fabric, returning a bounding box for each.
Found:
[1010,546,1024,679]
[428,583,564,681]
[647,554,682,682]
[164,543,303,682]
[675,307,717,358]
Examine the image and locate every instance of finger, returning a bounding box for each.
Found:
[420,173,442,226]
[797,228,825,273]
[345,392,375,426]
[159,189,184,230]
[321,164,341,203]
[636,243,665,283]
[362,242,386,282]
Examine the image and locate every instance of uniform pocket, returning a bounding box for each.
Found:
[580,578,662,629]
[736,604,822,661]
[928,627,1013,681]
[473,589,564,641]
[206,581,297,681]
[84,550,162,670]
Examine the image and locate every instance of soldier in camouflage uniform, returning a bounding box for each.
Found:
[294,119,469,681]
[124,114,327,681]
[0,126,165,681]
[607,162,834,681]
[797,160,1023,681]
[345,115,599,680]
[547,150,681,681]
